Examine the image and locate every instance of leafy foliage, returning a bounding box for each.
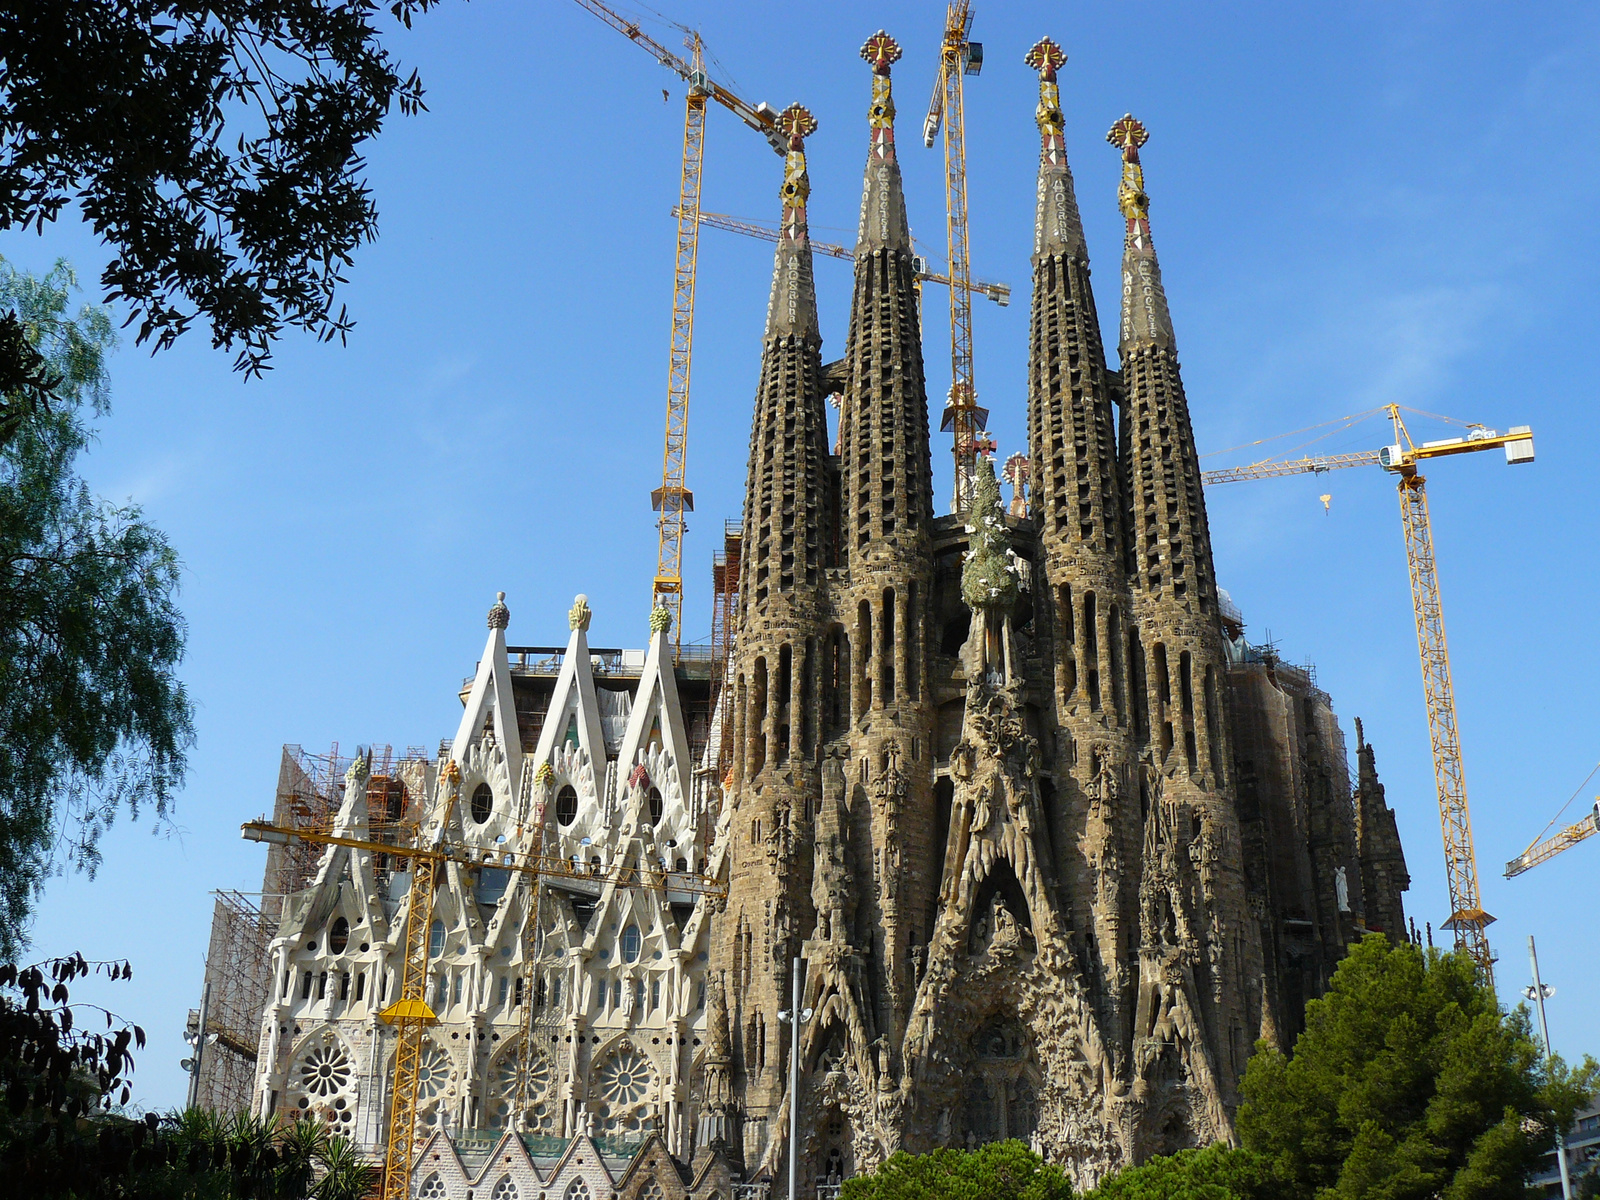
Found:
[0,0,442,375]
[0,257,192,954]
[0,953,145,1120]
[1081,1145,1283,1200]
[840,1140,1074,1200]
[1237,933,1598,1200]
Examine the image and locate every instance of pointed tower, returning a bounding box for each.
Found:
[1353,718,1410,943]
[1108,115,1265,1143]
[832,29,937,1078]
[717,103,832,1168]
[1021,39,1140,1079]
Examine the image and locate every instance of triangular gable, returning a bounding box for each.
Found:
[531,617,607,773]
[613,625,692,812]
[452,602,523,791]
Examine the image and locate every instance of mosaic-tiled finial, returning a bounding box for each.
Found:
[569,593,593,633]
[777,102,818,149]
[861,30,901,75]
[1107,114,1151,221]
[1024,37,1065,80]
[487,590,510,630]
[1107,113,1150,157]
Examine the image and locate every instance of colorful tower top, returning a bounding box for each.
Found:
[1108,114,1174,348]
[856,31,911,253]
[1026,37,1086,259]
[766,102,820,340]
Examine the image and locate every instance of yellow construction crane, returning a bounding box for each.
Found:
[924,1,987,513]
[680,207,1013,306]
[1203,405,1534,987]
[572,1,787,653]
[242,763,724,1200]
[1507,801,1600,877]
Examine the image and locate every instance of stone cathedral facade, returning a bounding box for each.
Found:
[218,30,1410,1200]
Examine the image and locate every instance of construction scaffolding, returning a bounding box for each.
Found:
[190,743,432,1116]
[188,890,272,1114]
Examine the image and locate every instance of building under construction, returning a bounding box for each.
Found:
[192,25,1412,1200]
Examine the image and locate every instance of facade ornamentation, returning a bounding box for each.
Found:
[212,30,1410,1200]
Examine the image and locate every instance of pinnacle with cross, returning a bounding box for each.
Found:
[777,103,818,149]
[1024,38,1065,78]
[1107,114,1149,158]
[861,31,901,74]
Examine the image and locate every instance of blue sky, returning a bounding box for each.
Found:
[9,1,1598,1110]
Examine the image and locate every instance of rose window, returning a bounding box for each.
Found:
[596,1048,650,1106]
[593,1046,654,1135]
[299,1042,352,1097]
[416,1043,453,1100]
[491,1046,555,1131]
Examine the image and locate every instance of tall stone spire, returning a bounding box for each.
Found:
[1109,115,1265,1118]
[839,29,931,563]
[1021,36,1139,1089]
[833,28,936,1078]
[1353,718,1411,943]
[744,103,829,609]
[716,102,833,1167]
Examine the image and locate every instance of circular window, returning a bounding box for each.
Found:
[647,787,663,825]
[556,785,578,827]
[299,1042,352,1097]
[328,917,349,955]
[620,924,641,963]
[471,782,494,824]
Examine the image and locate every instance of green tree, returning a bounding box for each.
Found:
[0,0,442,380]
[840,1140,1074,1200]
[1238,933,1597,1200]
[0,258,192,954]
[1082,1144,1282,1200]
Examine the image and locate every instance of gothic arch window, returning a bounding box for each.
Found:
[556,785,578,827]
[492,1178,520,1200]
[471,781,494,824]
[419,1175,448,1200]
[328,916,349,955]
[429,919,445,958]
[640,1182,666,1200]
[565,1180,590,1200]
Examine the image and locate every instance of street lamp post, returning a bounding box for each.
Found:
[1526,936,1572,1200]
[777,956,813,1200]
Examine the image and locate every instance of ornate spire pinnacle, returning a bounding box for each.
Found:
[568,593,592,633]
[862,30,901,75]
[765,103,820,340]
[856,31,911,252]
[1026,37,1085,258]
[1107,113,1173,347]
[776,103,817,226]
[1107,114,1151,224]
[487,590,509,630]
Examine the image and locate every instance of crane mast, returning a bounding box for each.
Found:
[1202,406,1534,988]
[925,2,987,513]
[571,0,785,654]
